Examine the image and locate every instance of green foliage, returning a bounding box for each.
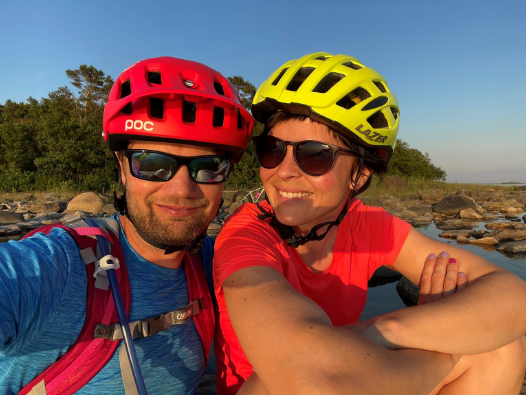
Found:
[0,65,445,193]
[387,140,446,181]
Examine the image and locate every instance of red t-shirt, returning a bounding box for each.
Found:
[213,199,411,395]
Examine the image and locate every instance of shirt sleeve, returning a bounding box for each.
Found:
[0,229,85,350]
[213,205,286,295]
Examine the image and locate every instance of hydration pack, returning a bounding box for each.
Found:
[19,216,214,395]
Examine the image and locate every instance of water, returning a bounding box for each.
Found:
[360,211,526,320]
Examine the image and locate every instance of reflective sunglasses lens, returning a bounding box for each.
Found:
[255,136,286,168]
[130,152,177,181]
[296,141,335,176]
[189,157,231,183]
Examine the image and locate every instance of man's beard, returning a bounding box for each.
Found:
[125,186,216,246]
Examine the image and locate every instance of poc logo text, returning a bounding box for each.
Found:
[125,120,154,132]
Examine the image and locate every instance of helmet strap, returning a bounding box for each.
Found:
[257,153,364,248]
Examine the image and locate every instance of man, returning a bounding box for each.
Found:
[0,57,253,394]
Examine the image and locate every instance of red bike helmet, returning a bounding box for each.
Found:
[103,57,254,162]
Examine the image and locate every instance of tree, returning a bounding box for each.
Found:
[66,65,113,120]
[388,140,446,181]
[228,76,256,110]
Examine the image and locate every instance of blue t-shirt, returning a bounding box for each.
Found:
[0,215,214,394]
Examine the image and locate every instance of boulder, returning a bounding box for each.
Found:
[471,190,497,202]
[439,230,472,239]
[469,229,489,239]
[24,202,61,214]
[371,266,402,280]
[412,215,433,223]
[459,208,483,220]
[0,224,22,235]
[435,218,475,230]
[102,204,117,215]
[497,241,526,254]
[486,222,516,230]
[407,206,433,216]
[396,277,419,306]
[493,228,526,242]
[0,211,25,224]
[434,196,477,216]
[468,237,498,245]
[66,192,105,214]
[399,210,418,219]
[500,206,522,214]
[482,201,511,211]
[457,236,470,243]
[482,213,499,221]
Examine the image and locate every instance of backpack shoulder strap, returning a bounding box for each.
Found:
[184,250,215,366]
[19,220,130,395]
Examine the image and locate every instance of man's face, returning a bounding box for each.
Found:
[118,140,225,246]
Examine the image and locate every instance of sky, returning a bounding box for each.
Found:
[0,0,524,184]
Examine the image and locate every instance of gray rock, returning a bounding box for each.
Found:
[407,206,432,216]
[24,202,61,214]
[435,218,475,230]
[434,196,477,216]
[482,213,499,220]
[67,192,105,214]
[459,208,483,220]
[439,230,472,239]
[0,224,22,235]
[457,236,470,243]
[497,241,526,254]
[469,229,489,239]
[102,203,117,215]
[399,210,418,219]
[468,237,498,245]
[412,215,433,223]
[396,277,419,306]
[371,266,402,280]
[0,211,25,224]
[486,222,516,230]
[493,228,526,241]
[482,201,511,211]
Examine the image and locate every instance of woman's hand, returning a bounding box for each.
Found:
[417,252,468,305]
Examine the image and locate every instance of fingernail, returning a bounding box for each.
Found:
[449,258,457,264]
[428,253,436,259]
[439,251,449,258]
[459,272,466,278]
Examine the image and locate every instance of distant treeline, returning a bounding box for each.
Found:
[0,66,445,192]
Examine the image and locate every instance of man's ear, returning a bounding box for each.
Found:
[115,151,127,185]
[350,165,373,191]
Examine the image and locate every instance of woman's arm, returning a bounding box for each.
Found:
[224,265,459,395]
[355,227,526,355]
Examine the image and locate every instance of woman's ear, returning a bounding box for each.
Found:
[115,151,127,186]
[350,165,373,191]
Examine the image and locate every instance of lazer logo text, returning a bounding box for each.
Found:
[355,124,388,143]
[125,120,154,131]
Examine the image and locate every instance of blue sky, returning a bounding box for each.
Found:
[1,0,524,183]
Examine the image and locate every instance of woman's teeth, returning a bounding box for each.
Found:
[278,190,312,198]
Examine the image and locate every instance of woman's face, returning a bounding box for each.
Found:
[260,118,368,234]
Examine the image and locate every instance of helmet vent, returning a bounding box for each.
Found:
[336,87,371,109]
[271,68,289,86]
[120,79,132,114]
[214,82,225,96]
[147,72,162,85]
[313,72,345,93]
[361,96,389,111]
[315,56,328,61]
[390,107,399,120]
[286,67,315,91]
[182,98,196,123]
[367,111,389,129]
[373,81,387,93]
[213,107,225,127]
[237,108,243,129]
[150,98,164,119]
[342,61,363,70]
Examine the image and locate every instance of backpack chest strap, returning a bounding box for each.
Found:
[94,299,202,341]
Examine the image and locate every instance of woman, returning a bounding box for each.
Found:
[213,52,526,395]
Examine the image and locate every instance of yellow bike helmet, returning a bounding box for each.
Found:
[252,52,399,162]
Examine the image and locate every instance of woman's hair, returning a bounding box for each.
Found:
[263,111,388,194]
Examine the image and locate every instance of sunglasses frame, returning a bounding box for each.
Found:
[253,135,357,176]
[123,149,232,184]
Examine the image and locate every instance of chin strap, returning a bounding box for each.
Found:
[113,192,222,255]
[256,154,364,248]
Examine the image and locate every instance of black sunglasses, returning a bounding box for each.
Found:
[123,149,232,184]
[253,135,357,176]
